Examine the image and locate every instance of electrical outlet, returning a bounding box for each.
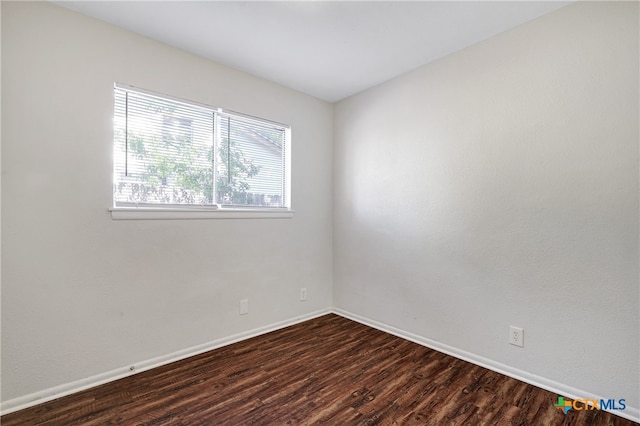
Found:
[509,326,524,347]
[239,299,249,315]
[300,288,307,301]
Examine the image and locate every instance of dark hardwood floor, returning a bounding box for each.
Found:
[2,314,636,425]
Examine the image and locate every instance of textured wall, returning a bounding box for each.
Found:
[334,1,638,413]
[1,1,332,402]
[2,0,639,417]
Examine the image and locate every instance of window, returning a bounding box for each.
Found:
[112,84,291,217]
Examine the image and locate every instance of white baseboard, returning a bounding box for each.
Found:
[0,308,331,416]
[3,307,638,424]
[332,308,639,424]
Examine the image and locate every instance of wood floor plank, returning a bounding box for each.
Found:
[1,314,636,425]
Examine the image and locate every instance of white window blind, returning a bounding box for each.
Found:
[113,84,290,210]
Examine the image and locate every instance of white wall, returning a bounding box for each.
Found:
[2,0,639,419]
[334,0,639,415]
[1,1,332,402]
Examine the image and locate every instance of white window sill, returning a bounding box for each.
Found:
[109,207,294,220]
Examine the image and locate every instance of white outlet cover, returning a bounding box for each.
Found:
[509,326,524,347]
[239,299,249,315]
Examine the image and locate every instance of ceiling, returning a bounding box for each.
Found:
[54,1,572,103]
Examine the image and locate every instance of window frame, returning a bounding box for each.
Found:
[110,83,293,220]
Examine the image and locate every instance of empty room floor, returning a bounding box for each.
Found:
[1,314,635,425]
